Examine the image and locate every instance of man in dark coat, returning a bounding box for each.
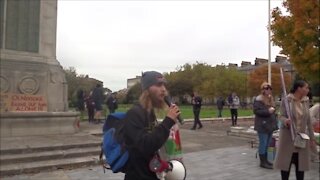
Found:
[106,93,118,114]
[216,96,225,118]
[123,71,180,180]
[190,91,203,130]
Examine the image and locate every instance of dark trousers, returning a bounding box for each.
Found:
[281,153,304,180]
[217,108,223,117]
[88,108,94,123]
[192,109,202,129]
[230,109,238,126]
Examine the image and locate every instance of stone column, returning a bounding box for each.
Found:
[0,0,78,137]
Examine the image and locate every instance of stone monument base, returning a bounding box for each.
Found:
[0,112,80,137]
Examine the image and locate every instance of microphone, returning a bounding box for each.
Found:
[164,96,184,125]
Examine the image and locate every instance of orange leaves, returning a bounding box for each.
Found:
[270,0,319,83]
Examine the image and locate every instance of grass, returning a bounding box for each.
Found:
[75,104,254,121]
[114,104,253,119]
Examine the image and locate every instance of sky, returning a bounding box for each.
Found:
[56,0,285,92]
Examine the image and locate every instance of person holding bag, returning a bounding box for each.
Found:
[274,80,317,180]
[253,82,278,169]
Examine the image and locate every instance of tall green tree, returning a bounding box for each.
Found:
[270,0,319,83]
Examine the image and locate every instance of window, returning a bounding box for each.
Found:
[0,0,4,48]
[3,0,40,52]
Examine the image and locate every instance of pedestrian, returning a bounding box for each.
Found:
[274,80,317,180]
[76,89,85,121]
[190,91,203,130]
[253,82,278,169]
[216,96,225,118]
[229,92,240,126]
[309,102,320,162]
[91,83,104,123]
[310,103,320,133]
[85,92,95,123]
[123,71,180,180]
[106,92,118,114]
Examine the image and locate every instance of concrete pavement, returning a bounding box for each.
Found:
[2,146,319,180]
[1,118,319,180]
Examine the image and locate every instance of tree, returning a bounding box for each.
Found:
[247,64,291,97]
[270,0,319,83]
[64,67,103,107]
[124,82,141,104]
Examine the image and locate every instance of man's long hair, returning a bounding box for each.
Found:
[139,90,167,112]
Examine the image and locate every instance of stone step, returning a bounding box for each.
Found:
[0,155,101,177]
[0,142,101,155]
[0,146,101,165]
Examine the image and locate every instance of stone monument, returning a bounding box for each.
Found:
[0,0,79,137]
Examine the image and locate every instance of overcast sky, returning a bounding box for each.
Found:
[56,0,284,92]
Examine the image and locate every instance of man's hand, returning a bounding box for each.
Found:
[167,104,180,122]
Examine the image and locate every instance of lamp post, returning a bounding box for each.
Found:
[268,0,272,85]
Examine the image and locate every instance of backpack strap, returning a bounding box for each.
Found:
[99,142,111,173]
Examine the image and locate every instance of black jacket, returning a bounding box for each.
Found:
[253,95,278,133]
[123,104,175,180]
[192,96,202,111]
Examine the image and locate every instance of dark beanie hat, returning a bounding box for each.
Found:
[141,71,166,90]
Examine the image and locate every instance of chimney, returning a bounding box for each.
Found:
[228,63,238,68]
[241,61,251,67]
[275,55,288,64]
[255,58,268,66]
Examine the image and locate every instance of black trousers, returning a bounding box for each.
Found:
[281,153,304,180]
[192,109,202,128]
[230,109,238,125]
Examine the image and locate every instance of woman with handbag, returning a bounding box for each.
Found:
[274,80,317,180]
[253,82,278,169]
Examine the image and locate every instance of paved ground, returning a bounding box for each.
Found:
[1,118,319,180]
[2,146,319,180]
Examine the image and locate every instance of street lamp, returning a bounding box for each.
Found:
[268,0,272,85]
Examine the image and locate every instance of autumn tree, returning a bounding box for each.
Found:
[270,0,319,83]
[248,64,292,97]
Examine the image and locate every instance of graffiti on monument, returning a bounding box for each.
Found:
[0,93,47,112]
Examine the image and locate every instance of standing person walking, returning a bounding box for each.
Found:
[274,80,317,180]
[76,89,85,121]
[253,82,278,169]
[106,92,118,114]
[85,92,95,124]
[229,92,240,126]
[92,83,104,123]
[190,91,203,130]
[216,96,225,118]
[123,71,180,180]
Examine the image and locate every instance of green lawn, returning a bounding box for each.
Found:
[76,104,254,121]
[116,104,253,119]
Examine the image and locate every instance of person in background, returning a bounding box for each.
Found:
[216,96,225,118]
[76,89,85,121]
[91,83,104,123]
[309,102,320,162]
[123,71,180,180]
[106,92,118,114]
[253,82,278,169]
[190,91,203,130]
[85,91,95,124]
[229,92,240,126]
[274,80,317,180]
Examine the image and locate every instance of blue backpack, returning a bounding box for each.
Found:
[99,112,129,173]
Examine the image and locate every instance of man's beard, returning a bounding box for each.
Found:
[149,92,165,109]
